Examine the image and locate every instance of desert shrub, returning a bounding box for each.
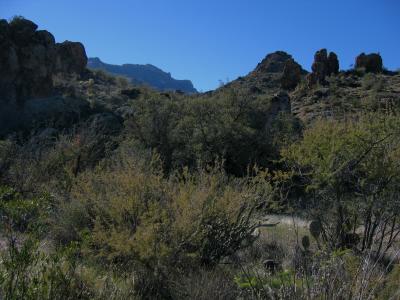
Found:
[127,87,301,175]
[234,247,391,299]
[92,69,116,84]
[68,160,269,267]
[0,238,94,300]
[115,76,130,89]
[50,152,274,297]
[0,185,53,236]
[281,114,400,254]
[362,73,377,90]
[1,125,119,196]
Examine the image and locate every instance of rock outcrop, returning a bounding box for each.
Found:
[55,41,87,74]
[327,52,339,75]
[251,51,306,90]
[355,53,383,73]
[307,49,339,86]
[254,51,293,74]
[281,58,303,90]
[0,17,87,104]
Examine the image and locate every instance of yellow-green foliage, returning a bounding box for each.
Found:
[282,114,400,250]
[58,155,272,269]
[283,114,400,186]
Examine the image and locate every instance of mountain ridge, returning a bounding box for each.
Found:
[87,57,197,93]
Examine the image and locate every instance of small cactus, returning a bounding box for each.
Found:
[309,220,322,239]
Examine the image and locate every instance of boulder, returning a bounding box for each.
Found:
[281,58,302,90]
[355,53,383,73]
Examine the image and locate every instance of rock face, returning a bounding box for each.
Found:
[281,58,303,90]
[255,51,293,73]
[308,49,339,86]
[328,52,339,75]
[355,53,383,73]
[0,17,88,104]
[55,41,87,74]
[251,51,306,90]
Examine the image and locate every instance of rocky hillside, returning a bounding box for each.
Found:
[87,57,197,94]
[211,49,400,124]
[1,17,399,141]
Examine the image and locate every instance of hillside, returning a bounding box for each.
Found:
[87,57,197,93]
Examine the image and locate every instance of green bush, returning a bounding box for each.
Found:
[0,239,94,300]
[282,114,400,252]
[126,88,301,175]
[0,185,51,234]
[61,158,271,268]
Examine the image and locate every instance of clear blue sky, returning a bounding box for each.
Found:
[1,0,399,91]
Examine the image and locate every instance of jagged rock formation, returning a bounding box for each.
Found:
[87,57,197,94]
[281,59,303,90]
[0,17,87,104]
[254,51,293,74]
[327,52,339,75]
[243,51,307,93]
[307,49,339,86]
[355,53,383,73]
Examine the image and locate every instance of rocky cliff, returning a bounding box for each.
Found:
[0,17,87,105]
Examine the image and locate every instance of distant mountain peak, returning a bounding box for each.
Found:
[87,57,197,93]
